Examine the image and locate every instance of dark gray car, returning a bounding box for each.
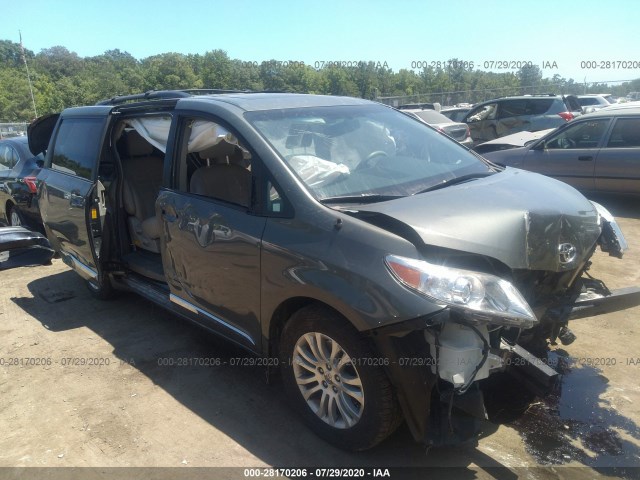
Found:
[28,91,640,451]
[463,95,583,144]
[482,107,640,196]
[0,136,45,230]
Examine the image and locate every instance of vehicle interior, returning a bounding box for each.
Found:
[97,116,253,284]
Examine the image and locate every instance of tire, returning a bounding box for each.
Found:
[7,205,23,227]
[279,305,402,451]
[86,273,116,300]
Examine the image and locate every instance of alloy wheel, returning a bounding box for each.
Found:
[292,332,364,429]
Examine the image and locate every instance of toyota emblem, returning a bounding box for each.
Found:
[558,243,577,264]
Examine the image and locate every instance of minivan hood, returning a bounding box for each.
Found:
[356,168,601,271]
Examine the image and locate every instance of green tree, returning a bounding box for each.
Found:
[34,46,82,81]
[0,40,34,68]
[141,53,203,90]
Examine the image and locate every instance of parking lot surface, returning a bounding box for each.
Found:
[1,195,639,480]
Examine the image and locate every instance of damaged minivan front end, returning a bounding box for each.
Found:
[357,182,637,446]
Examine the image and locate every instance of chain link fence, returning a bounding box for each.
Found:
[375,85,565,108]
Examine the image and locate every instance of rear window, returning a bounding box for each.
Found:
[413,110,451,123]
[578,97,599,106]
[50,118,104,180]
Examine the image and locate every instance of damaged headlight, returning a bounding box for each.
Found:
[385,254,537,329]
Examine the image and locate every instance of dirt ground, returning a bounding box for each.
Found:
[1,194,639,480]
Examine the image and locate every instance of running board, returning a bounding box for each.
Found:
[120,274,256,348]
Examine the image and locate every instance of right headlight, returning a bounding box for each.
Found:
[385,254,537,329]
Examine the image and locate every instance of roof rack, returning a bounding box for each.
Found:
[96,89,253,106]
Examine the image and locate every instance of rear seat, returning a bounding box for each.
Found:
[121,131,163,253]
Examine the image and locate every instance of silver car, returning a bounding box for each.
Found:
[482,107,640,196]
[402,108,473,147]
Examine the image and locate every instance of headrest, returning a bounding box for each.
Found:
[199,140,246,166]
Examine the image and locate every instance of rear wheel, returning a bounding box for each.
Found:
[279,305,401,450]
[8,205,23,227]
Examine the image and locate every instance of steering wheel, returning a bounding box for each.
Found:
[558,138,576,149]
[356,150,389,170]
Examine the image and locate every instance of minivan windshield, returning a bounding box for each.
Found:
[247,104,493,202]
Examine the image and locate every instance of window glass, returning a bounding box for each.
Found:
[267,180,283,214]
[528,99,555,115]
[498,100,528,118]
[578,98,599,106]
[467,103,497,122]
[247,104,492,201]
[607,118,640,148]
[51,118,104,179]
[544,119,609,150]
[0,145,14,169]
[178,118,253,208]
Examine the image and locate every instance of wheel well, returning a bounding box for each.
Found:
[268,297,349,359]
[5,200,15,222]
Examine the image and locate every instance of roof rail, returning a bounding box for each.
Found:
[96,89,253,106]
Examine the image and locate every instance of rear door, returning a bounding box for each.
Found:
[33,109,112,280]
[464,102,499,144]
[494,99,530,137]
[595,117,640,194]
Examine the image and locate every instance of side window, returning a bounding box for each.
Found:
[466,103,497,122]
[607,118,640,148]
[267,180,284,214]
[498,100,527,119]
[50,118,104,179]
[528,99,555,115]
[178,118,253,209]
[544,120,609,150]
[0,145,13,169]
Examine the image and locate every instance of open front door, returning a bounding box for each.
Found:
[34,111,112,281]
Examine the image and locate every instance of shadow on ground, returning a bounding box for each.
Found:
[12,267,640,478]
[11,269,522,479]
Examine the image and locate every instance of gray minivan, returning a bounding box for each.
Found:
[463,95,583,144]
[27,90,639,450]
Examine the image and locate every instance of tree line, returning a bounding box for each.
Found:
[1,39,639,122]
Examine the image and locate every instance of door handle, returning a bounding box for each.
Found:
[578,156,593,161]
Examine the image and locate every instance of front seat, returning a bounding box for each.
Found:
[121,131,163,252]
[190,141,251,208]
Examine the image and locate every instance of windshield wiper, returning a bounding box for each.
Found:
[320,194,404,204]
[413,172,494,195]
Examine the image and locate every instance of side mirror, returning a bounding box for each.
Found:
[530,140,545,151]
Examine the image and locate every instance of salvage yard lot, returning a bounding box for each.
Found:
[1,195,640,479]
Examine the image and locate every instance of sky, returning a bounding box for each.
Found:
[3,0,639,85]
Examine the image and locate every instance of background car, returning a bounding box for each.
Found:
[462,95,583,145]
[577,94,612,113]
[481,106,640,196]
[473,128,555,155]
[440,105,472,122]
[0,136,45,230]
[402,108,473,146]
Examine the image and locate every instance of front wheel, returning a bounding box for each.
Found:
[279,305,401,450]
[8,205,23,227]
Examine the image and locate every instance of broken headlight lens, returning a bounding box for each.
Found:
[385,254,537,329]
